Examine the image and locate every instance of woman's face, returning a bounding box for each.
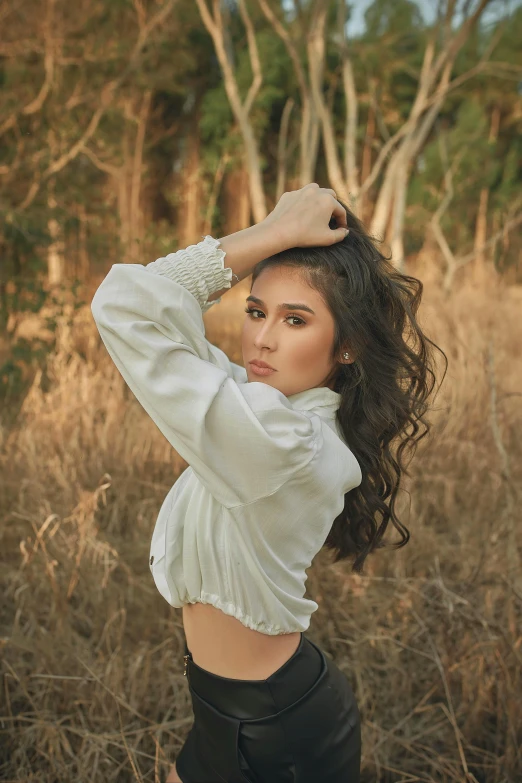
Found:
[241,265,340,397]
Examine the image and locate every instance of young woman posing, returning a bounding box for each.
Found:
[91,183,445,782]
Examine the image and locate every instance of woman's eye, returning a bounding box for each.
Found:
[244,308,305,327]
[287,315,305,326]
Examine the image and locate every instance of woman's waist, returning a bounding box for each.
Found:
[182,601,303,680]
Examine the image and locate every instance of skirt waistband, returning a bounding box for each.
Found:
[183,632,326,719]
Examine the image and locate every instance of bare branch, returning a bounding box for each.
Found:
[22,0,55,116]
[338,0,358,196]
[116,0,178,87]
[430,131,522,291]
[429,0,493,93]
[455,212,522,270]
[1,1,56,136]
[360,42,506,199]
[238,0,263,116]
[0,115,16,138]
[276,97,295,201]
[81,147,123,179]
[307,0,350,201]
[256,0,317,182]
[257,0,307,97]
[16,178,42,212]
[203,151,231,235]
[195,0,267,221]
[133,0,147,30]
[368,79,390,142]
[429,133,462,277]
[45,105,106,180]
[129,89,152,260]
[64,78,88,111]
[8,0,178,215]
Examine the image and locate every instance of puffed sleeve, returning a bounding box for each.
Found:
[90,236,321,509]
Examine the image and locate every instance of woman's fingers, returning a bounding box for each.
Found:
[330,197,348,229]
[313,187,347,228]
[268,183,349,247]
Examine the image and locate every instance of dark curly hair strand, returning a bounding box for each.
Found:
[250,200,448,574]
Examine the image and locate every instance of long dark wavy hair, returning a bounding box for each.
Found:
[250,200,448,574]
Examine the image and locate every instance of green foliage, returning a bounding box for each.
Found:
[364,0,424,39]
[408,92,519,258]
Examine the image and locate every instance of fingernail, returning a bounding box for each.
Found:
[344,228,349,235]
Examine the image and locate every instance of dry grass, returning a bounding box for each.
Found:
[1,273,521,782]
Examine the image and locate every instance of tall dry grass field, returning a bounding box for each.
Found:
[1,275,521,782]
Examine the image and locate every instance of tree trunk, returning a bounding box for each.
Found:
[370,153,399,241]
[256,0,320,188]
[178,120,203,247]
[203,151,230,236]
[118,125,131,256]
[389,156,409,270]
[222,164,251,236]
[339,0,359,207]
[276,98,295,201]
[128,89,151,262]
[76,203,89,282]
[195,0,267,223]
[307,1,350,203]
[115,91,151,260]
[473,186,489,284]
[472,105,500,285]
[47,185,64,287]
[360,106,375,223]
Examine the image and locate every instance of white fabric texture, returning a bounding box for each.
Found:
[90,235,362,635]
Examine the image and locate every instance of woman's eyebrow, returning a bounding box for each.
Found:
[245,295,315,315]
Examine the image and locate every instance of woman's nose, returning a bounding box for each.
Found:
[254,326,276,349]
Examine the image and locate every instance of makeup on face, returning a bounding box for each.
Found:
[242,267,337,396]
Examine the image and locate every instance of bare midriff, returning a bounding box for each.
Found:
[182,602,302,680]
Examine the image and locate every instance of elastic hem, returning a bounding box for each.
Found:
[145,235,234,314]
[184,592,307,636]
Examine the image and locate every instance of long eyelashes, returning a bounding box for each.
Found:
[244,307,306,327]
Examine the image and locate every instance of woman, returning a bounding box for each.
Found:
[91,183,445,782]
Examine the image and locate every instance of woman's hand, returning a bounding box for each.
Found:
[262,183,349,249]
[215,184,349,298]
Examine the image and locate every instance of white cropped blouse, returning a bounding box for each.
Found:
[91,235,362,635]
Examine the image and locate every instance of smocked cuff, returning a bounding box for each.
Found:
[146,235,234,313]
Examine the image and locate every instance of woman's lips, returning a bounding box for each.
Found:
[249,364,276,376]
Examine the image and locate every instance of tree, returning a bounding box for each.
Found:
[198,0,516,270]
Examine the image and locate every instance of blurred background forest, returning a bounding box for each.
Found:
[1,0,521,781]
[1,0,521,402]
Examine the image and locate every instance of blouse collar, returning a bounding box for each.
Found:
[287,385,341,419]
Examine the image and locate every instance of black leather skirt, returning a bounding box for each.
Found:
[175,632,361,782]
